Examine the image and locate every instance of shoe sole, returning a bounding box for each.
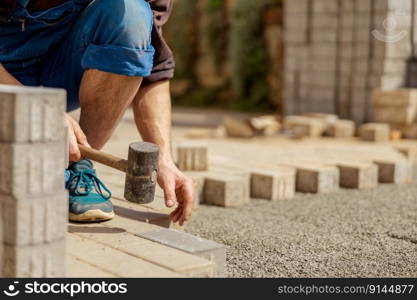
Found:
[69,210,115,222]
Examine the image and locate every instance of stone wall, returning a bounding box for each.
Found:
[284,0,415,123]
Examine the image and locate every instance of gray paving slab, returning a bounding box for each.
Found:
[137,229,226,276]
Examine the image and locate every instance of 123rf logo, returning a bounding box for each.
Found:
[3,281,127,297]
[372,9,408,43]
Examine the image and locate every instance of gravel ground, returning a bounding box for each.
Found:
[185,184,417,278]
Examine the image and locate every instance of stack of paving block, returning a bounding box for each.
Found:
[0,85,67,277]
[177,141,209,172]
[283,114,356,138]
[284,0,311,114]
[284,115,327,138]
[223,115,281,138]
[359,122,391,142]
[372,89,417,138]
[284,0,414,123]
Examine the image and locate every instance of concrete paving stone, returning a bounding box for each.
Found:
[2,239,65,277]
[311,28,338,43]
[393,145,417,163]
[373,39,412,59]
[311,44,338,58]
[284,163,339,194]
[1,192,67,246]
[341,0,354,12]
[284,116,326,138]
[177,141,208,171]
[67,234,182,278]
[399,124,417,139]
[373,89,417,107]
[72,229,216,277]
[341,11,355,26]
[340,29,354,43]
[137,228,226,277]
[0,85,66,143]
[371,58,407,74]
[285,0,309,15]
[355,0,372,12]
[374,0,412,12]
[327,120,355,138]
[67,255,117,278]
[303,113,338,124]
[104,181,178,224]
[359,123,390,142]
[284,30,310,44]
[284,12,308,29]
[223,116,256,138]
[110,197,173,228]
[338,162,378,190]
[373,106,416,125]
[68,212,168,239]
[373,159,412,184]
[203,172,250,207]
[379,74,407,90]
[0,142,66,199]
[250,168,295,201]
[354,41,371,57]
[248,115,281,136]
[312,0,339,14]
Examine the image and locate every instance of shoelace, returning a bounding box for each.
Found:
[66,169,112,200]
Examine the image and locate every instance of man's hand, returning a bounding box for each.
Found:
[158,160,194,226]
[65,113,90,161]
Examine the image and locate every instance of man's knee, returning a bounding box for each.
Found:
[89,0,153,49]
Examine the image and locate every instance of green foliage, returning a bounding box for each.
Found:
[203,0,227,72]
[173,86,222,107]
[165,0,198,80]
[168,0,282,112]
[229,0,278,111]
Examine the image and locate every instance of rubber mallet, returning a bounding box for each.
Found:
[79,142,159,204]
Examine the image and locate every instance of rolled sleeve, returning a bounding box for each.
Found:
[143,0,175,85]
[81,43,155,77]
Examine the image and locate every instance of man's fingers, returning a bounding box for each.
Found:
[68,129,82,162]
[162,177,177,208]
[65,113,89,162]
[170,207,182,222]
[69,117,90,147]
[179,178,194,224]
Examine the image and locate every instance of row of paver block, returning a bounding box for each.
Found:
[284,113,404,143]
[177,142,415,208]
[0,86,68,277]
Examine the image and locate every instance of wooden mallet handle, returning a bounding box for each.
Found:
[79,145,128,173]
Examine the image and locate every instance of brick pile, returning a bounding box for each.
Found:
[0,85,67,277]
[284,0,414,123]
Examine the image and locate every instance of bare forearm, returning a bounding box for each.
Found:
[0,64,21,85]
[133,80,173,164]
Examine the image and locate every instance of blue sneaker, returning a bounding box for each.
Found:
[66,159,114,222]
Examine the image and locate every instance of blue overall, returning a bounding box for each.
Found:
[0,0,155,111]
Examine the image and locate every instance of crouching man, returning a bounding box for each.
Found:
[0,0,193,225]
